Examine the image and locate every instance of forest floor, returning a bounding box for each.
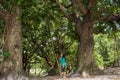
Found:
[37,67,120,80]
[42,75,120,80]
[4,74,120,80]
[1,67,120,80]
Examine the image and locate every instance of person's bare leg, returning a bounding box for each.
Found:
[60,72,63,78]
[63,72,66,78]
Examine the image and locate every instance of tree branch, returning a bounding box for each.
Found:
[0,4,7,20]
[71,0,79,17]
[55,0,70,19]
[87,0,97,10]
[99,14,120,21]
[74,0,87,15]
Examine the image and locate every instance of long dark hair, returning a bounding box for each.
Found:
[62,54,66,59]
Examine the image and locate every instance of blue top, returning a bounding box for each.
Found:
[60,57,66,67]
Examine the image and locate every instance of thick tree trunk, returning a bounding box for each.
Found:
[0,8,27,80]
[4,14,22,73]
[76,21,94,76]
[74,21,103,77]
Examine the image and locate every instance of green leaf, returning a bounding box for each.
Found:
[3,50,10,57]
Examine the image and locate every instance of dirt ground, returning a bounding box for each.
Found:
[0,74,120,80]
[43,75,120,80]
[42,67,120,80]
[1,67,120,80]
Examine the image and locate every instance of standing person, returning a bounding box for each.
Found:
[59,54,66,78]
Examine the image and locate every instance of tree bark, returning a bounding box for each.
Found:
[0,7,26,80]
[72,16,104,77]
[4,8,22,72]
[75,21,95,76]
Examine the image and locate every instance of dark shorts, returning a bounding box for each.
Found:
[61,66,66,72]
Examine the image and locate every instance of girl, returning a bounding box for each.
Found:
[59,54,66,78]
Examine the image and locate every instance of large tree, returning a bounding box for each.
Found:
[0,1,25,79]
[54,0,120,77]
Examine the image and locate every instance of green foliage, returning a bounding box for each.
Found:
[94,33,120,68]
[20,0,77,74]
[2,50,10,57]
[16,0,120,75]
[66,41,77,73]
[1,0,120,76]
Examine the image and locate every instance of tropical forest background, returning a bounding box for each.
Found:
[0,0,120,77]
